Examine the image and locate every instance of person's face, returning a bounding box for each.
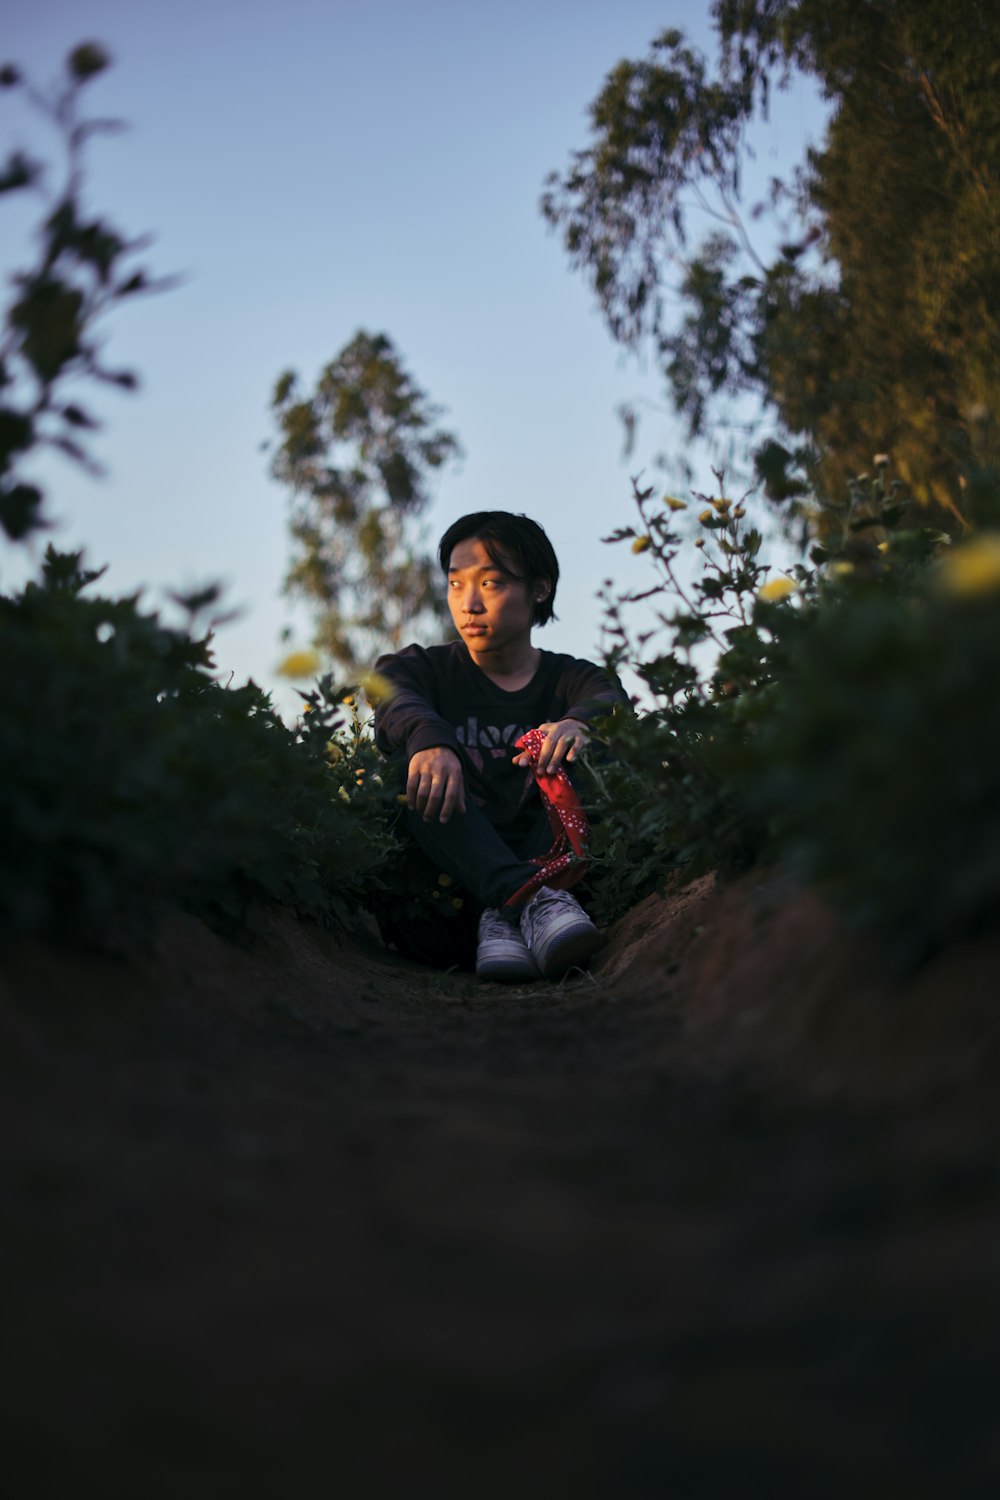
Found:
[446,537,549,656]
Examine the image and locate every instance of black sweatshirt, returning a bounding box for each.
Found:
[373,640,626,831]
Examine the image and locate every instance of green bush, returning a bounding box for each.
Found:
[743,540,1000,965]
[582,463,1000,966]
[0,549,399,945]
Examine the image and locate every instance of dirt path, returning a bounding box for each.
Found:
[3,873,1000,1498]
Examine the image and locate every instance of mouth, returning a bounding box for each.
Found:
[462,624,488,634]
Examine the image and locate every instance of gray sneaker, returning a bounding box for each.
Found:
[519,886,600,978]
[476,907,541,982]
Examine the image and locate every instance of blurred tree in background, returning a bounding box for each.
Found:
[270,331,462,673]
[542,0,1000,518]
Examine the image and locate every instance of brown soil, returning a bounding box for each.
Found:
[3,870,1000,1498]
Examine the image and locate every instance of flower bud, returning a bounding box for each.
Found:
[278,648,321,679]
[757,576,798,603]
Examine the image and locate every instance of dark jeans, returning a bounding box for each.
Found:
[374,792,555,971]
[404,798,554,911]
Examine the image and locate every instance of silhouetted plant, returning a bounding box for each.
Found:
[0,43,170,541]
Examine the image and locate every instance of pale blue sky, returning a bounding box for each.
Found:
[3,1,824,714]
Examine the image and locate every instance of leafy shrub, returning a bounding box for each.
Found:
[582,462,1000,966]
[0,549,399,945]
[743,535,1000,966]
[578,472,780,924]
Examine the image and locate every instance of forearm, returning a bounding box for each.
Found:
[373,651,459,759]
[560,658,630,728]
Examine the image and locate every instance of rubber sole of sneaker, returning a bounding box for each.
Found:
[534,921,600,979]
[476,956,540,983]
[475,939,540,982]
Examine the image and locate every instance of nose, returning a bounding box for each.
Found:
[461,588,485,614]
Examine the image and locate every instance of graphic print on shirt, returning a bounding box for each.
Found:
[454,715,527,772]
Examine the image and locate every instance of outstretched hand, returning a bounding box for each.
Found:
[407,746,467,824]
[513,718,589,776]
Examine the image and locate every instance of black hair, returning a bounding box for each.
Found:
[437,511,559,626]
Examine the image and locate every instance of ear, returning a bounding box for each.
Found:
[534,579,552,603]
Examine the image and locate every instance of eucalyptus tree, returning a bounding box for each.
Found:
[271,330,462,672]
[543,0,1000,520]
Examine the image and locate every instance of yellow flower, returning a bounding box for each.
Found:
[337,786,350,804]
[938,534,1000,598]
[325,741,343,761]
[631,535,651,554]
[437,873,454,888]
[877,541,890,553]
[758,576,798,603]
[277,649,321,679]
[357,670,396,705]
[711,498,731,514]
[451,897,464,911]
[830,561,854,577]
[698,509,714,525]
[664,496,688,511]
[733,506,746,519]
[396,794,409,805]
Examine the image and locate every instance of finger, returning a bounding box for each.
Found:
[414,767,439,819]
[448,768,467,816]
[538,729,563,775]
[439,770,463,823]
[547,736,570,772]
[422,775,445,822]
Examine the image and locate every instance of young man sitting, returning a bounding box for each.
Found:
[373,510,627,982]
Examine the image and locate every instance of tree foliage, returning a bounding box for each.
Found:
[0,43,167,541]
[271,331,462,672]
[542,1,1000,517]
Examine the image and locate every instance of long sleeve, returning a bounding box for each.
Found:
[373,644,462,761]
[559,659,629,726]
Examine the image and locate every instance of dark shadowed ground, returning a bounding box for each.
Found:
[3,872,999,1498]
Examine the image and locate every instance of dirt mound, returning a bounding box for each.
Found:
[2,873,1000,1496]
[601,869,1000,1105]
